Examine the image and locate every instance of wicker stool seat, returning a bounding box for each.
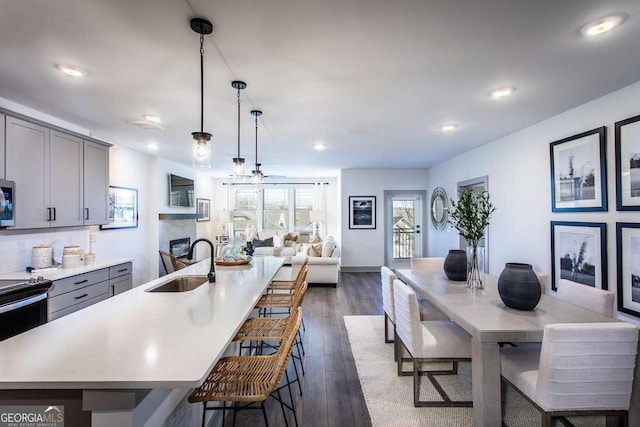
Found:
[189,308,302,427]
[267,259,308,293]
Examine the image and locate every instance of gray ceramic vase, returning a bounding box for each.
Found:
[443,249,467,281]
[497,263,541,310]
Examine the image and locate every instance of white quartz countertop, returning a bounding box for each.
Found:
[0,256,284,389]
[0,258,133,283]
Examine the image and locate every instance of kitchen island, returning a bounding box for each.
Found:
[0,256,284,426]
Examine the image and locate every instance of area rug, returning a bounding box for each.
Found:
[343,315,604,427]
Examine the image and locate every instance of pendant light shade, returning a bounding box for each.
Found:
[250,110,263,185]
[190,18,213,169]
[232,80,247,178]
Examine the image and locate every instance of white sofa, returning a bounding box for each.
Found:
[291,237,341,286]
[251,231,305,264]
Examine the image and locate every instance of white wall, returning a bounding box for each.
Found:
[340,168,429,269]
[426,80,640,323]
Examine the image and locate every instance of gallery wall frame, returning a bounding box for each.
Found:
[349,196,376,229]
[100,186,138,230]
[616,222,640,319]
[549,127,607,212]
[196,198,210,222]
[615,114,640,211]
[550,221,607,292]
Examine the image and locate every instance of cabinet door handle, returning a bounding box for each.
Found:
[111,285,115,296]
[46,208,51,221]
[74,293,89,300]
[117,268,127,273]
[74,279,88,285]
[84,208,90,220]
[51,207,56,221]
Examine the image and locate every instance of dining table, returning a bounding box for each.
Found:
[395,268,639,427]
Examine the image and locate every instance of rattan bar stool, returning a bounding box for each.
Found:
[256,266,308,332]
[267,258,308,293]
[188,308,302,427]
[234,281,308,394]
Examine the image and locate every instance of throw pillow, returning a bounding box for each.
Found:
[284,233,299,247]
[321,240,336,257]
[252,237,273,248]
[308,242,322,257]
[310,236,322,244]
[272,234,283,248]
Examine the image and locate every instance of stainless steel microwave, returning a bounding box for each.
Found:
[0,179,15,227]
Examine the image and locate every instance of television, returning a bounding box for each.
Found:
[169,174,195,207]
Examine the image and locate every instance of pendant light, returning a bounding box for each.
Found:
[250,110,263,184]
[231,80,247,177]
[190,18,213,168]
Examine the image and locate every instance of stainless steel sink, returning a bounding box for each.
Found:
[146,275,209,292]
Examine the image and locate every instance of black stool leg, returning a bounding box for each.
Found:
[261,401,269,427]
[276,388,289,427]
[201,402,206,427]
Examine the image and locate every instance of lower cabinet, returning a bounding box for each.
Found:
[48,262,133,321]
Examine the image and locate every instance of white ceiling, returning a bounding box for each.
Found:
[1,0,639,178]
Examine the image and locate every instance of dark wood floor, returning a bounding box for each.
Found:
[227,272,382,427]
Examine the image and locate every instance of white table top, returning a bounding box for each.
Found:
[0,256,284,389]
[395,269,615,342]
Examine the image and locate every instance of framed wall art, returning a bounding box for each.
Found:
[549,127,607,212]
[550,221,607,291]
[615,114,640,211]
[349,196,376,229]
[196,198,210,222]
[101,186,138,230]
[616,222,640,318]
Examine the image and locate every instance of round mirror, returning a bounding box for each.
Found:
[430,187,449,230]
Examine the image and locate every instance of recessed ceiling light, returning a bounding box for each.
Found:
[441,124,458,132]
[489,86,516,99]
[56,64,87,78]
[147,143,159,151]
[143,114,161,124]
[314,143,327,151]
[580,14,627,37]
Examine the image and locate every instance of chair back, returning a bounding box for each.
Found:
[556,279,614,317]
[535,322,638,411]
[392,278,423,355]
[270,308,302,390]
[380,266,396,321]
[291,281,308,312]
[410,257,445,274]
[295,265,308,290]
[159,251,177,275]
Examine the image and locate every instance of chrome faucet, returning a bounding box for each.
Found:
[187,238,215,283]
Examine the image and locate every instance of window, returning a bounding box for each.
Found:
[263,188,289,230]
[233,188,257,231]
[295,188,314,230]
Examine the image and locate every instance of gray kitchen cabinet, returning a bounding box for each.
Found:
[0,114,5,178]
[5,117,50,228]
[50,131,84,226]
[3,115,110,229]
[109,262,132,296]
[83,140,109,225]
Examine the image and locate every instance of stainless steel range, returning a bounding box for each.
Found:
[0,277,52,341]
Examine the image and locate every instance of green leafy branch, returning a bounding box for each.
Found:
[448,189,496,247]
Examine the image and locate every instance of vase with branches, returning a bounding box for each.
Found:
[448,189,496,289]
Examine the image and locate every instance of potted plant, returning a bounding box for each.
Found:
[448,189,496,289]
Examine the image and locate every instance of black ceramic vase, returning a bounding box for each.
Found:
[497,263,541,310]
[245,241,254,257]
[444,250,467,281]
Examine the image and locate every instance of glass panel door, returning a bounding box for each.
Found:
[392,199,422,259]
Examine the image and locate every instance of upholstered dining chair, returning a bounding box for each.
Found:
[380,266,397,344]
[556,279,615,317]
[393,278,473,407]
[500,322,638,427]
[159,250,188,275]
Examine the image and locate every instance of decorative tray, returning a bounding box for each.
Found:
[215,256,252,266]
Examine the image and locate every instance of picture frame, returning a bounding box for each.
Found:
[100,186,138,230]
[196,198,210,222]
[550,221,607,292]
[349,196,376,229]
[549,127,607,212]
[219,235,229,244]
[615,114,640,211]
[616,222,640,318]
